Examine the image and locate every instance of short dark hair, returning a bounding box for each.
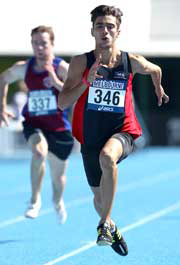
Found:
[90,5,123,28]
[31,25,55,44]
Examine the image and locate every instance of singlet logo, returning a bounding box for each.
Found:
[97,106,114,112]
[43,77,53,88]
[114,72,126,79]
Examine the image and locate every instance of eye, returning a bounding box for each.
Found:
[41,41,47,47]
[95,24,104,29]
[107,24,115,30]
[32,41,38,45]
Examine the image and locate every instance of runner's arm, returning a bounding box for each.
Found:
[0,61,26,126]
[58,54,88,110]
[129,54,169,106]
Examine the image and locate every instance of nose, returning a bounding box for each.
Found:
[101,26,108,36]
[37,44,44,50]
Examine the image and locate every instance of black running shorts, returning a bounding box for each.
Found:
[81,132,134,187]
[22,121,74,160]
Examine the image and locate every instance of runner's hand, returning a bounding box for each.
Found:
[0,110,15,127]
[87,53,102,83]
[155,85,169,106]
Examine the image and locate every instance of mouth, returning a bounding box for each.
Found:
[37,52,45,57]
[101,36,111,43]
[102,37,109,41]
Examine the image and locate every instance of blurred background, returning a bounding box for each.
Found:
[0,0,180,157]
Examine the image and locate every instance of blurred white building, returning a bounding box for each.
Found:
[0,0,180,56]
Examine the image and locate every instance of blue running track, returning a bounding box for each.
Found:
[0,147,180,265]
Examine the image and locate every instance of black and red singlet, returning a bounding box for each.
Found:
[72,50,142,149]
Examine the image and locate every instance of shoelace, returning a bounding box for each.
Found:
[98,224,112,238]
[112,229,122,243]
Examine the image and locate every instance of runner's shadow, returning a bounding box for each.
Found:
[0,240,20,245]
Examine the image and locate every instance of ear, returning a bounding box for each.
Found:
[116,29,121,38]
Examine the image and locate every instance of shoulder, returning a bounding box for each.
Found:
[68,54,87,77]
[10,60,27,69]
[70,53,87,67]
[58,59,69,71]
[128,53,161,75]
[10,60,28,73]
[128,53,147,74]
[55,57,69,81]
[64,54,87,86]
[14,60,27,66]
[128,53,145,64]
[11,60,28,77]
[0,60,28,83]
[128,53,155,66]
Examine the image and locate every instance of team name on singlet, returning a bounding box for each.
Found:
[93,80,125,90]
[87,78,127,113]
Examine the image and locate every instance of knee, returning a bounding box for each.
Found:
[99,148,115,170]
[32,143,48,162]
[53,174,66,185]
[52,175,66,193]
[30,134,48,162]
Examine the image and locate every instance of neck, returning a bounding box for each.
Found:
[35,55,54,71]
[94,47,120,68]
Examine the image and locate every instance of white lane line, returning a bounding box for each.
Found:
[0,196,93,229]
[43,201,180,265]
[0,197,91,229]
[0,169,179,229]
[0,216,26,228]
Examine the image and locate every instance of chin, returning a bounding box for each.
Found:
[99,41,111,48]
[100,44,111,49]
[37,55,46,60]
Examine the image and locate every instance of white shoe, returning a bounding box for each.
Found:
[54,201,67,224]
[25,199,41,219]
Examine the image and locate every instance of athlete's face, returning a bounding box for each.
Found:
[91,15,120,49]
[31,32,54,60]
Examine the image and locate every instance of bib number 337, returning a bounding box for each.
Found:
[28,90,57,116]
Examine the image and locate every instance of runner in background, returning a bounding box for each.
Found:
[0,25,74,224]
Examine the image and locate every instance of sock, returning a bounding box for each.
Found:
[110,224,116,233]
